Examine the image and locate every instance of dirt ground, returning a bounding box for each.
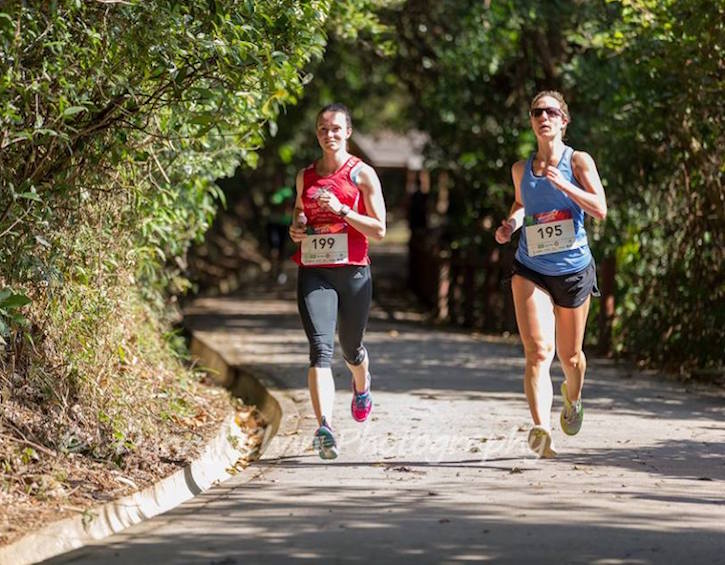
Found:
[0,377,263,548]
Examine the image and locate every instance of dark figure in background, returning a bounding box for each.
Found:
[267,184,294,284]
[407,180,429,232]
[407,179,429,289]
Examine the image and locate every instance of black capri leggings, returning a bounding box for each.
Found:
[297,265,372,368]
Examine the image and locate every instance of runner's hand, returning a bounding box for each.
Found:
[316,190,343,215]
[545,166,568,191]
[495,219,515,244]
[289,224,306,243]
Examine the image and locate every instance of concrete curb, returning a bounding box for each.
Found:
[0,410,246,565]
[189,334,301,461]
[0,330,299,565]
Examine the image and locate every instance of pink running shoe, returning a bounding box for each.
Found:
[350,375,372,422]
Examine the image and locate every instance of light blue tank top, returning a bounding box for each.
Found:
[515,146,591,275]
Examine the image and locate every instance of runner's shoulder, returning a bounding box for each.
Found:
[351,160,378,186]
[511,159,527,178]
[295,167,305,184]
[571,150,596,169]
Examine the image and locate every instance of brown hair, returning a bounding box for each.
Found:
[530,90,570,136]
[316,103,352,130]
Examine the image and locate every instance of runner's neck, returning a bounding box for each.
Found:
[534,140,566,166]
[316,151,351,177]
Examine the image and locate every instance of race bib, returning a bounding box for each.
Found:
[524,209,578,257]
[301,226,349,265]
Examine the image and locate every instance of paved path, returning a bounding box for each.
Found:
[49,245,725,564]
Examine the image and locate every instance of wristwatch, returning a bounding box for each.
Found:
[339,204,351,217]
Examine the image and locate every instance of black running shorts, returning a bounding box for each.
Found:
[511,259,600,308]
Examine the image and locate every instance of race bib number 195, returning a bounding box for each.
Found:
[524,209,578,257]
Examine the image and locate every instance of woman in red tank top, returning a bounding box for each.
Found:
[290,153,371,267]
[288,103,386,459]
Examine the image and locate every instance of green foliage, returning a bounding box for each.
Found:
[1,1,332,308]
[0,0,341,464]
[581,0,724,373]
[191,0,721,375]
[6,0,710,379]
[186,0,408,288]
[384,0,611,245]
[0,288,31,343]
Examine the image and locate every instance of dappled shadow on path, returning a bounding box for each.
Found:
[252,439,725,483]
[262,440,725,479]
[256,455,531,472]
[154,246,725,565]
[184,268,725,490]
[44,248,725,565]
[186,297,725,424]
[557,439,725,481]
[47,481,723,565]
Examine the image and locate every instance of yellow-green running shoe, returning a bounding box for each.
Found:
[560,381,583,436]
[527,425,558,458]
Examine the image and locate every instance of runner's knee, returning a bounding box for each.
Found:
[523,342,555,366]
[342,344,366,366]
[558,349,585,372]
[309,340,334,368]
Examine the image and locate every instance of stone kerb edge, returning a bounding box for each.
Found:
[0,410,246,565]
[190,334,301,462]
[0,330,300,565]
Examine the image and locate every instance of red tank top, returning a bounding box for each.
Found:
[293,156,370,267]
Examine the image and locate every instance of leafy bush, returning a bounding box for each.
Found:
[0,289,30,345]
[0,0,335,464]
[582,0,724,374]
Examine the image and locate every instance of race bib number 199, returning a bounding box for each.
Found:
[524,209,578,257]
[301,233,349,265]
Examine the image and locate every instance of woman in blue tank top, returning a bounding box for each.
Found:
[495,91,607,458]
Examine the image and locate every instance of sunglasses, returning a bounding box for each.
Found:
[530,106,564,118]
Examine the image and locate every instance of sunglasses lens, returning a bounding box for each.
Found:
[531,107,562,118]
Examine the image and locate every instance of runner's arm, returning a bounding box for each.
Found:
[288,169,306,243]
[495,161,526,244]
[347,164,386,241]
